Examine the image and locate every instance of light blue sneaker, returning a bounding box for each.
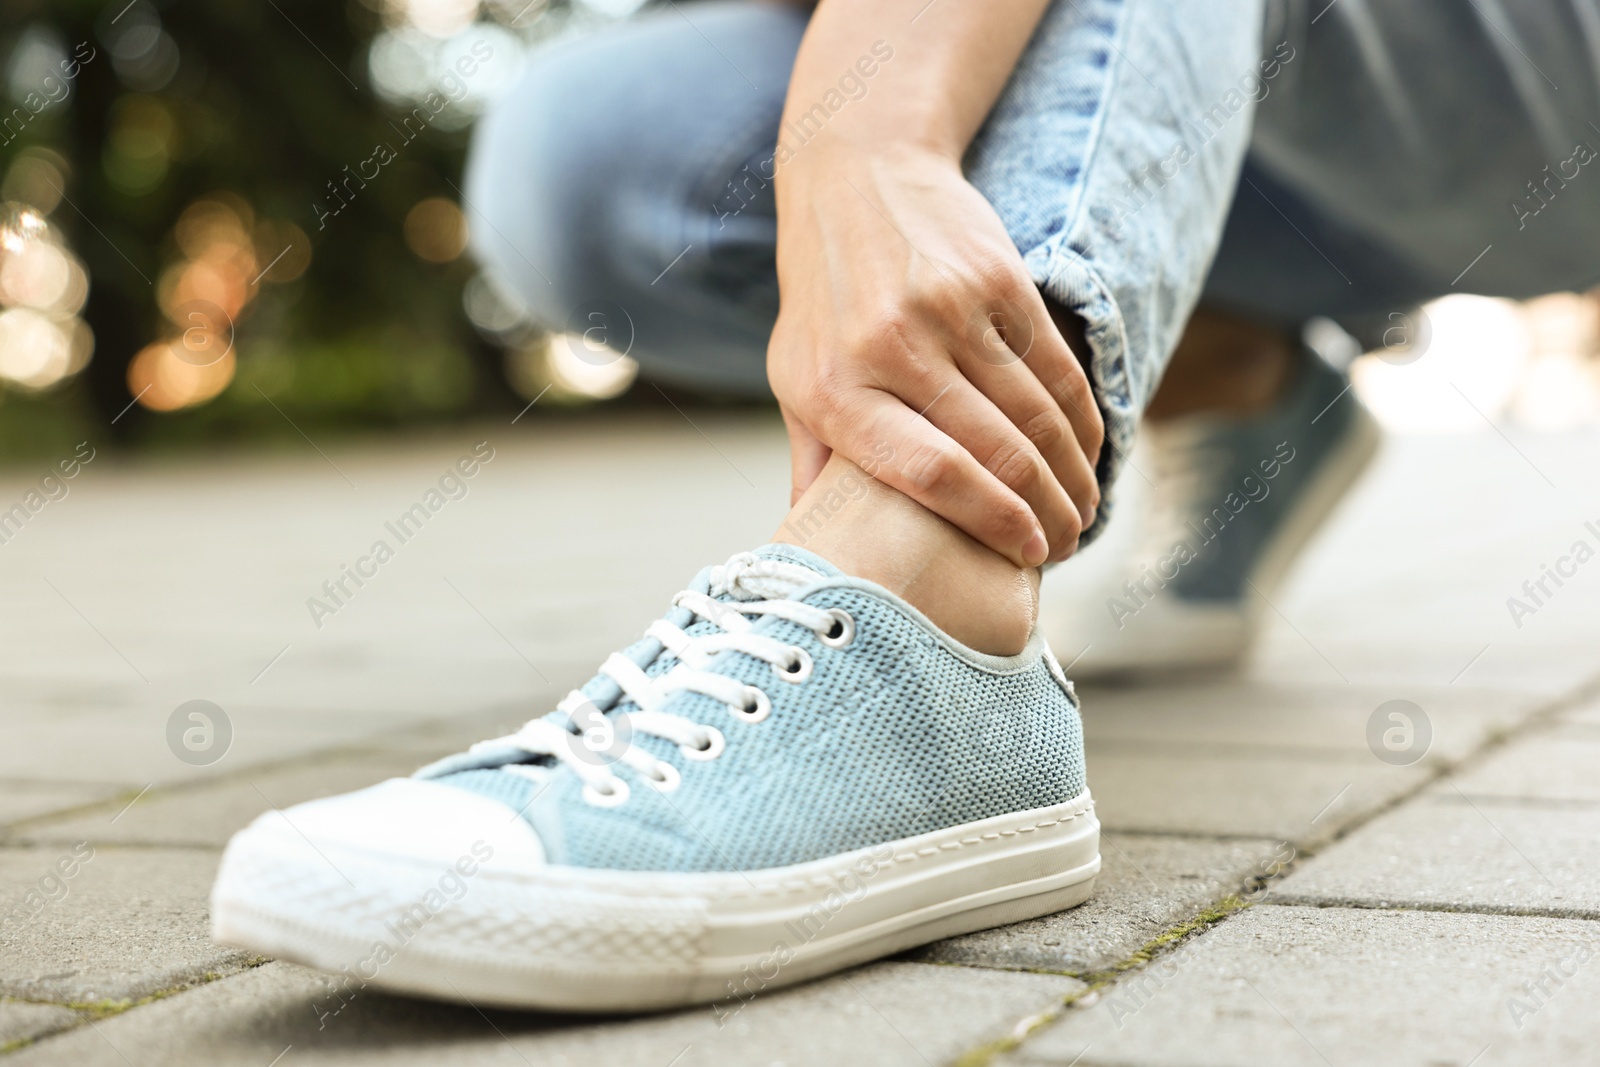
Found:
[1044,351,1381,676]
[211,545,1099,1012]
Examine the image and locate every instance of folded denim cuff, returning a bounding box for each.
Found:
[1024,240,1135,550]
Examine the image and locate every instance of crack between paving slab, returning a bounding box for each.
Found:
[0,741,455,843]
[0,701,536,843]
[1432,792,1600,811]
[950,665,1600,1067]
[0,957,272,1058]
[950,897,1251,1067]
[1260,895,1600,922]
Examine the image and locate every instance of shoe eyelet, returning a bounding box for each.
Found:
[730,686,771,723]
[773,648,813,683]
[645,762,681,793]
[680,726,726,761]
[582,778,630,808]
[819,609,855,649]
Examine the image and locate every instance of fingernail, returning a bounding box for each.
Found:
[1022,528,1049,567]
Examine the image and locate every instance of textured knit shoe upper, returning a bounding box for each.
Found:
[1141,350,1366,604]
[1041,349,1380,676]
[415,543,1087,872]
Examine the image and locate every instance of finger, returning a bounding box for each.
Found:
[977,286,1105,471]
[912,372,1083,558]
[781,405,832,506]
[958,335,1101,541]
[829,389,1050,568]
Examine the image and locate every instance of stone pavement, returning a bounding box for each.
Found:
[2,408,1599,1066]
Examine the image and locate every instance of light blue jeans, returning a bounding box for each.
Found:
[466,0,1600,497]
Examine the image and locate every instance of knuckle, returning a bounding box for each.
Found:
[988,442,1043,493]
[967,253,1024,295]
[991,499,1035,542]
[1058,505,1084,542]
[901,441,960,496]
[802,365,849,421]
[1018,409,1069,456]
[861,308,916,357]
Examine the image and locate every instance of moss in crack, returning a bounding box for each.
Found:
[1098,894,1249,979]
[5,955,274,1040]
[952,896,1251,1067]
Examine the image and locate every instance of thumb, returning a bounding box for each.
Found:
[780,406,831,506]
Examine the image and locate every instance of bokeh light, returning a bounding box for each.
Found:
[508,329,640,404]
[388,0,482,39]
[0,149,69,214]
[0,203,93,392]
[127,340,235,411]
[252,219,312,284]
[1349,293,1600,433]
[106,1,181,92]
[404,197,468,263]
[367,23,523,127]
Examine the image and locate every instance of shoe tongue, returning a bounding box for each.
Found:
[712,543,840,601]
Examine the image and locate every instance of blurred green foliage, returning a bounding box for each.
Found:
[0,0,547,460]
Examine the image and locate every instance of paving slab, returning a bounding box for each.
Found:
[1444,725,1600,802]
[0,700,504,793]
[1274,797,1600,917]
[1000,905,1600,1067]
[0,416,790,758]
[912,833,1286,974]
[11,751,438,849]
[1086,745,1429,846]
[0,845,248,1002]
[10,959,1082,1067]
[0,782,126,831]
[0,999,77,1050]
[1562,696,1600,726]
[1079,678,1530,764]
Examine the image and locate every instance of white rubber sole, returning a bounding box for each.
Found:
[211,790,1099,1012]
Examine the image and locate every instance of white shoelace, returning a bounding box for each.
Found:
[470,554,846,806]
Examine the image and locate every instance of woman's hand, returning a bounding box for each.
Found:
[769,141,1103,567]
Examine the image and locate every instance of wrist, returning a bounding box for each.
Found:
[772,136,960,208]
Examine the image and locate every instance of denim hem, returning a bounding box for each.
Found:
[1024,240,1133,548]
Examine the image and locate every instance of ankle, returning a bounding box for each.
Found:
[1145,309,1296,422]
[772,456,1039,656]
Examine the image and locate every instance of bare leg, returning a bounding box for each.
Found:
[773,454,1040,656]
[769,309,1297,656]
[1143,309,1296,423]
